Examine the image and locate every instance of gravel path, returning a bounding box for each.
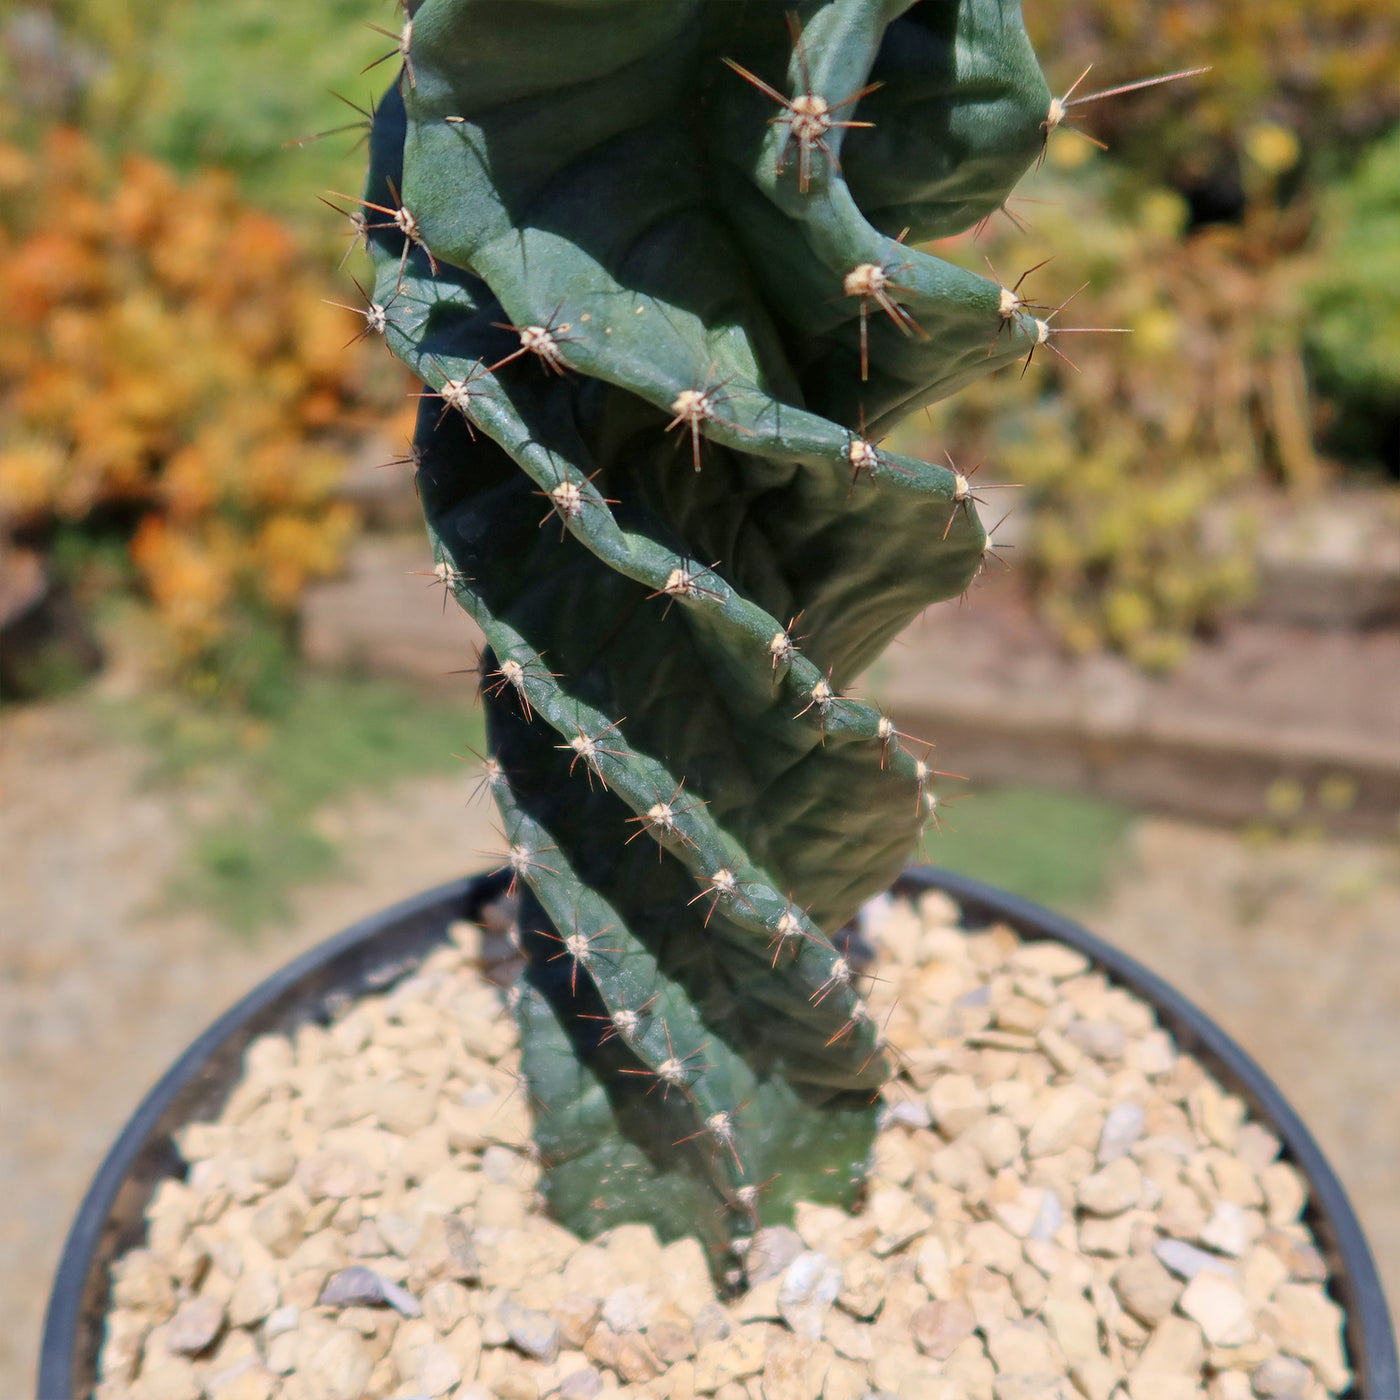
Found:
[2,695,1396,1395]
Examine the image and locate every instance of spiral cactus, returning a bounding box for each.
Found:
[351,0,1056,1269]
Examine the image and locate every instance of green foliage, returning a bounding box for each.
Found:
[1304,124,1400,473]
[909,157,1316,670]
[359,0,1055,1263]
[14,0,396,225]
[103,674,484,933]
[921,786,1133,912]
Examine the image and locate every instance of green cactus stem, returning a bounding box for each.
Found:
[354,0,1053,1272]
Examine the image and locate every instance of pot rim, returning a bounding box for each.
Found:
[39,866,1397,1400]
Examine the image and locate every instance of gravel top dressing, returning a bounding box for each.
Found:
[94,889,1349,1400]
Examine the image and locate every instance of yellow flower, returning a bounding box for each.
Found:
[1244,122,1299,176]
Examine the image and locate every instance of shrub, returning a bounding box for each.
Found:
[0,122,409,701]
[911,160,1319,669]
[1303,122,1400,476]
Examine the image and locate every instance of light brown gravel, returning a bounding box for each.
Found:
[92,888,1356,1400]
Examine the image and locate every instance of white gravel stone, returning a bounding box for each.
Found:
[227,1268,278,1328]
[558,1366,604,1399]
[1190,1084,1246,1151]
[1077,1157,1142,1215]
[132,1355,202,1400]
[1066,1020,1125,1062]
[1131,1031,1177,1078]
[250,1192,308,1260]
[966,1220,1025,1275]
[1036,1027,1084,1075]
[868,1186,932,1255]
[318,1265,389,1309]
[294,1150,378,1202]
[1127,1376,1205,1400]
[421,1280,470,1335]
[995,993,1048,1036]
[110,1251,177,1318]
[1240,1246,1290,1310]
[744,1227,803,1285]
[1097,1102,1146,1164]
[993,1375,1075,1400]
[1027,1086,1097,1158]
[1155,1238,1238,1281]
[601,1283,660,1335]
[1260,1284,1350,1392]
[1070,1354,1123,1400]
[1260,1163,1308,1228]
[1200,1202,1256,1258]
[1178,1272,1255,1346]
[375,1211,421,1259]
[1010,1262,1049,1314]
[776,1251,842,1340]
[1078,1212,1137,1257]
[500,1298,562,1362]
[985,1318,1059,1375]
[913,1234,952,1298]
[551,1294,602,1351]
[966,1113,1024,1171]
[1232,1124,1282,1176]
[929,1073,990,1137]
[1212,1374,1255,1400]
[296,1325,372,1400]
[249,1140,297,1189]
[1042,1296,1100,1364]
[930,1139,989,1192]
[1112,1255,1183,1326]
[1248,1355,1311,1398]
[692,1324,769,1391]
[992,1185,1050,1239]
[164,1296,224,1355]
[1208,1153,1264,1210]
[1027,1189,1065,1242]
[1133,1315,1205,1378]
[413,1341,463,1396]
[1010,943,1091,981]
[98,1312,151,1386]
[837,1251,888,1319]
[882,1097,933,1131]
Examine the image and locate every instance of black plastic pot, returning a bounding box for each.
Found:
[40,867,1397,1400]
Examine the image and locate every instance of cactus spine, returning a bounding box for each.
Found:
[355,0,1053,1269]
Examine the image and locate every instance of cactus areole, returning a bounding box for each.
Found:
[358,0,1053,1271]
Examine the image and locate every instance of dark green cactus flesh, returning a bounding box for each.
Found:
[357,0,1053,1270]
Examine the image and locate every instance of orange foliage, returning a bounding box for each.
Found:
[0,125,405,669]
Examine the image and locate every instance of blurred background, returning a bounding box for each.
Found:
[1,0,1397,1390]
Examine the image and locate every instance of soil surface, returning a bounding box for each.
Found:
[3,693,1397,1395]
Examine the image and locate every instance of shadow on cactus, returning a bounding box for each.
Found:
[348,0,1055,1274]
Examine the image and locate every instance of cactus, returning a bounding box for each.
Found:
[353,0,1053,1269]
